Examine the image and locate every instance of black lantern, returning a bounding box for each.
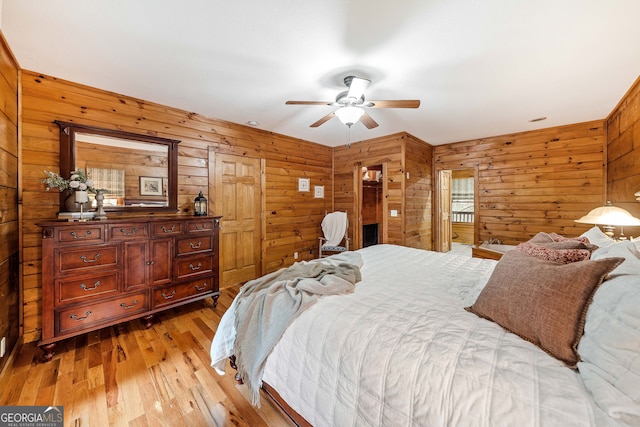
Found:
[194,191,207,216]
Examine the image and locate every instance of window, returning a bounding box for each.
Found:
[87,167,125,206]
[452,177,474,223]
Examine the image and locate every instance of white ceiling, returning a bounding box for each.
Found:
[2,0,640,147]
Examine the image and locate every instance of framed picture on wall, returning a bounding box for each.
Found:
[140,176,163,196]
[298,177,310,192]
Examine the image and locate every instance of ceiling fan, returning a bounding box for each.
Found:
[286,76,420,129]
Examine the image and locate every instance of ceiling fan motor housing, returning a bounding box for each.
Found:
[335,90,364,106]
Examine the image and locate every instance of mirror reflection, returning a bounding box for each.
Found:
[55,121,180,213]
[76,133,169,208]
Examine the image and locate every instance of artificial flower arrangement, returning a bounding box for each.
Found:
[42,169,96,192]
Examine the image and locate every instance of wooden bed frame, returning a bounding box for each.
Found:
[229,355,311,426]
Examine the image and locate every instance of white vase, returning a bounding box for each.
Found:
[64,190,88,212]
[74,190,89,204]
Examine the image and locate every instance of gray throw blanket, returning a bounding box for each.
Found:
[233,254,362,405]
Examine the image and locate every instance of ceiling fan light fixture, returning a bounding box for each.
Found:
[335,106,364,126]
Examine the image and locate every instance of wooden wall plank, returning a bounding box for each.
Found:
[333,132,433,249]
[606,74,640,236]
[0,30,19,376]
[20,69,332,343]
[434,121,607,244]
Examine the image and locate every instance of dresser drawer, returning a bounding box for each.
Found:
[176,235,213,256]
[56,271,120,305]
[55,225,105,245]
[186,220,214,234]
[108,223,149,240]
[56,245,120,273]
[153,277,215,308]
[56,292,148,334]
[151,221,184,237]
[174,254,214,279]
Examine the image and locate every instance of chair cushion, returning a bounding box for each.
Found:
[321,245,347,252]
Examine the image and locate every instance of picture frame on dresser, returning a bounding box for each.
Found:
[36,215,222,362]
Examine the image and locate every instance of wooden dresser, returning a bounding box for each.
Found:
[37,216,221,361]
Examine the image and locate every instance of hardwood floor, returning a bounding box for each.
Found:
[0,288,293,426]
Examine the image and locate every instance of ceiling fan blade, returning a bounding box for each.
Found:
[310,112,335,127]
[360,112,379,129]
[367,100,421,108]
[286,101,333,106]
[347,77,371,101]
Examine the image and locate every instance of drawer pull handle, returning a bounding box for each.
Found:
[70,230,92,239]
[161,225,176,233]
[190,241,202,249]
[194,224,209,231]
[146,261,155,265]
[80,253,101,263]
[80,281,101,291]
[119,227,139,236]
[161,290,176,300]
[70,311,92,321]
[189,262,202,271]
[120,300,139,310]
[195,282,208,291]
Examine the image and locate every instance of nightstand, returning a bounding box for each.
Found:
[471,244,515,261]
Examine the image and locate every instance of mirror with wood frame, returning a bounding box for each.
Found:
[55,121,180,213]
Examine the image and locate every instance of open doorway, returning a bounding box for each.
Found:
[436,168,477,253]
[361,164,383,248]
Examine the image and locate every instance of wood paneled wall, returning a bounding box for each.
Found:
[333,132,433,250]
[404,134,433,249]
[0,32,19,374]
[607,75,640,237]
[20,71,332,343]
[434,121,607,244]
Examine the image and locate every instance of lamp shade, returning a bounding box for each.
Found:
[334,106,364,126]
[575,201,640,226]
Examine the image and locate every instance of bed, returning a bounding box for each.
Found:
[211,228,640,427]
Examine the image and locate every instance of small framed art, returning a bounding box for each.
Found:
[140,176,163,196]
[298,177,310,192]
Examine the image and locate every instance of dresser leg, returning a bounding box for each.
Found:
[143,314,155,328]
[40,343,56,363]
[212,294,219,308]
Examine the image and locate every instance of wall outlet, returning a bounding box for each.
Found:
[0,336,5,357]
[294,252,299,259]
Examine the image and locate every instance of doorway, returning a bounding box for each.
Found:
[210,151,263,289]
[360,164,384,248]
[436,168,477,252]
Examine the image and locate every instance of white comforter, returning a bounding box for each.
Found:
[214,244,619,426]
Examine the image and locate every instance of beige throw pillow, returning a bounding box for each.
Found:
[466,250,623,367]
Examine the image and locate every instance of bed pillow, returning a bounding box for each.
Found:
[580,226,617,248]
[466,250,623,367]
[515,240,593,264]
[529,231,591,244]
[590,240,640,276]
[577,268,640,421]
